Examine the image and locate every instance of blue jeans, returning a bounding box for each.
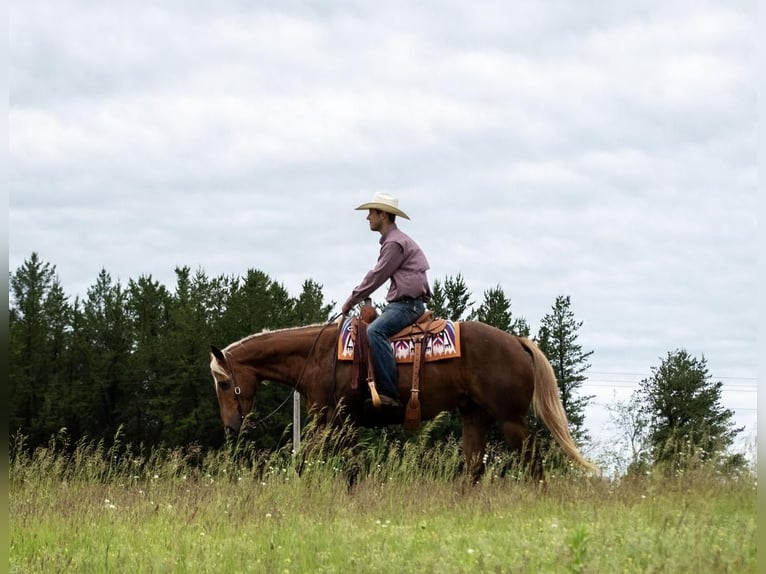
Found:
[367,298,426,398]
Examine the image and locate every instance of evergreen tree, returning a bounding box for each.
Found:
[60,297,91,438]
[292,279,334,325]
[638,349,742,468]
[223,269,280,336]
[160,267,225,447]
[9,253,71,444]
[37,280,75,437]
[475,285,530,336]
[428,279,448,318]
[8,252,342,451]
[125,275,174,444]
[430,274,473,321]
[532,295,594,446]
[79,269,134,443]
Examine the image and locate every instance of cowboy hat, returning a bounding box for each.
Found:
[355,192,410,220]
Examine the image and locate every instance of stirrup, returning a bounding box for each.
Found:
[367,378,381,408]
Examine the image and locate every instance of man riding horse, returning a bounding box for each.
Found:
[341,192,432,409]
[210,193,598,480]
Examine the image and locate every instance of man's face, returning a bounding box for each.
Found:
[367,209,387,232]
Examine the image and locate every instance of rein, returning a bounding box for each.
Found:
[229,313,343,432]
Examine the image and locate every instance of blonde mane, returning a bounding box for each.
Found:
[222,323,328,352]
[212,323,328,388]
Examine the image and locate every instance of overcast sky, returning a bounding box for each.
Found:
[9,1,757,457]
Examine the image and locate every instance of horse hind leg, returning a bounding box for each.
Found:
[460,407,494,484]
[500,418,543,481]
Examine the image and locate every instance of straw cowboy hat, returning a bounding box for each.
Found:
[355,192,410,220]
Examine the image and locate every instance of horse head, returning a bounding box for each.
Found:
[209,345,259,436]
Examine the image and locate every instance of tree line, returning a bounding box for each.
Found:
[9,252,743,473]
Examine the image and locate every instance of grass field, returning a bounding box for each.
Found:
[9,430,757,573]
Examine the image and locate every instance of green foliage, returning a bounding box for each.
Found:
[638,349,743,469]
[430,274,473,321]
[293,279,335,325]
[9,253,72,445]
[604,393,651,476]
[531,295,594,449]
[8,253,334,453]
[11,252,745,485]
[474,284,530,336]
[9,432,757,574]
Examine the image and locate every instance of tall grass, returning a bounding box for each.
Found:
[10,424,757,573]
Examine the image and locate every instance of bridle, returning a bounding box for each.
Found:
[221,313,344,434]
[220,350,248,430]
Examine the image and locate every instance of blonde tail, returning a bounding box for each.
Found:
[518,338,599,473]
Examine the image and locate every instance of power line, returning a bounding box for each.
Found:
[589,401,758,412]
[584,381,757,391]
[587,370,757,382]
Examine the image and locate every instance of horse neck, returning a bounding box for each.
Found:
[230,326,330,388]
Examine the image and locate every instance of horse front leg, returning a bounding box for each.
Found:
[460,407,494,484]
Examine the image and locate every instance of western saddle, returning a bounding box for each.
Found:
[352,303,446,430]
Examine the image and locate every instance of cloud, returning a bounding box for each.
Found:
[9,0,757,446]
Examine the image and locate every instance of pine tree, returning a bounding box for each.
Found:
[8,253,342,451]
[80,269,134,443]
[533,295,594,446]
[9,253,71,444]
[474,285,530,336]
[160,267,224,447]
[125,275,173,444]
[430,274,473,321]
[291,279,334,325]
[639,349,743,468]
[428,279,448,318]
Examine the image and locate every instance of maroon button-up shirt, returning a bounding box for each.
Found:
[345,224,432,308]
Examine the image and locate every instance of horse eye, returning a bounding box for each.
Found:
[218,380,232,391]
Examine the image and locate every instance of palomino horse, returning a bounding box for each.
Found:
[209,316,597,480]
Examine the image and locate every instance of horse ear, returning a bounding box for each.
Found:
[210,345,226,363]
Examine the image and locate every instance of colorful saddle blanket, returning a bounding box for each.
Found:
[337,316,461,364]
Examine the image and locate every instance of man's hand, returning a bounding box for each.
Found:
[341,301,353,316]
